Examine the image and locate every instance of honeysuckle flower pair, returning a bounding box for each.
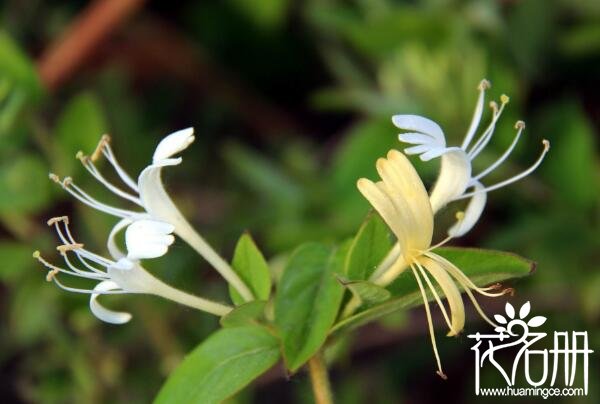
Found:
[393,79,550,237]
[49,128,253,301]
[357,80,549,378]
[34,216,231,324]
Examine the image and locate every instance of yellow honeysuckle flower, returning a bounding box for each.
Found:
[357,149,512,379]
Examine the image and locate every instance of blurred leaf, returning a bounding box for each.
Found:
[10,281,57,345]
[229,0,289,29]
[54,93,108,173]
[337,277,391,305]
[220,300,267,328]
[345,213,391,280]
[537,101,599,209]
[0,30,42,99]
[224,143,304,211]
[559,22,600,56]
[0,154,51,214]
[0,242,34,282]
[331,247,534,337]
[229,233,272,305]
[275,242,346,371]
[155,326,280,404]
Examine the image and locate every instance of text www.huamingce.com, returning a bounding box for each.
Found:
[479,386,585,399]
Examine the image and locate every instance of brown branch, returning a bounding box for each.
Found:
[37,0,146,91]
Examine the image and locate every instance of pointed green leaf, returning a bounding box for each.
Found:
[337,277,391,305]
[345,213,391,279]
[155,326,280,404]
[220,300,267,328]
[0,154,52,214]
[275,242,347,371]
[229,233,272,305]
[331,247,535,338]
[0,31,42,99]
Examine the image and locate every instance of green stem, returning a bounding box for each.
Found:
[308,352,333,404]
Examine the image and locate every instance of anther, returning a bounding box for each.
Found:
[91,134,111,161]
[489,101,498,114]
[32,250,40,259]
[542,139,550,151]
[49,173,61,183]
[455,211,465,221]
[478,79,491,91]
[62,177,73,186]
[46,268,59,282]
[56,243,84,254]
[47,216,69,226]
[75,151,87,161]
[436,370,448,380]
[515,120,526,130]
[500,94,510,104]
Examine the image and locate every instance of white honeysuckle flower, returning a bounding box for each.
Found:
[393,79,550,237]
[49,128,254,302]
[357,150,513,379]
[33,216,231,324]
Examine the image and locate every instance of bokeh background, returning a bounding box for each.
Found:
[1,0,598,403]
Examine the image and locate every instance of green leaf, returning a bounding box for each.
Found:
[0,242,35,282]
[229,233,272,305]
[275,242,346,371]
[0,154,52,214]
[220,300,267,328]
[54,93,108,173]
[155,326,280,404]
[0,31,42,99]
[345,213,391,280]
[331,247,534,338]
[337,277,391,305]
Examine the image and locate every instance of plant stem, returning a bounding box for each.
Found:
[308,352,333,404]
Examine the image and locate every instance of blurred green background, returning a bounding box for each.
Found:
[1,0,598,403]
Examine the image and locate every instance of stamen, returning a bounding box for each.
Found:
[91,134,111,162]
[462,79,491,149]
[414,261,454,332]
[101,143,139,192]
[50,276,128,295]
[49,173,60,183]
[56,243,84,254]
[468,96,509,159]
[411,264,447,380]
[47,216,69,226]
[78,153,143,206]
[455,140,550,200]
[46,268,59,282]
[473,120,526,181]
[59,178,139,218]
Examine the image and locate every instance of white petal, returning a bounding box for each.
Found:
[126,219,175,260]
[392,115,445,146]
[429,150,472,213]
[138,164,185,230]
[107,218,132,260]
[89,280,132,324]
[398,132,438,145]
[152,128,195,163]
[447,181,486,237]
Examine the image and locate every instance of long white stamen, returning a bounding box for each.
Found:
[78,152,143,206]
[411,264,447,380]
[462,79,490,149]
[415,260,453,332]
[473,121,526,181]
[468,95,509,159]
[51,276,128,295]
[101,141,139,192]
[455,140,550,201]
[60,252,106,278]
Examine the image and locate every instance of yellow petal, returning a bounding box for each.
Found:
[375,150,433,251]
[418,256,465,336]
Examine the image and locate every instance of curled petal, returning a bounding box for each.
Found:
[429,150,472,213]
[126,219,175,260]
[153,128,195,162]
[89,280,132,324]
[392,115,446,147]
[447,181,486,237]
[107,218,133,260]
